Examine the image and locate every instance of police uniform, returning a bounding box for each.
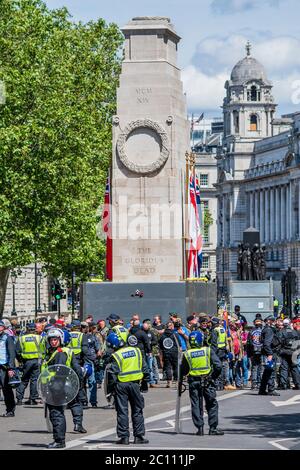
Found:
[0,324,16,417]
[180,342,223,434]
[210,323,228,390]
[69,326,91,406]
[42,343,84,448]
[108,343,150,444]
[259,317,281,396]
[16,328,41,404]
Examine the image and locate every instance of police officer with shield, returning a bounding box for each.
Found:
[106,333,150,445]
[180,331,224,436]
[16,323,42,405]
[40,328,86,449]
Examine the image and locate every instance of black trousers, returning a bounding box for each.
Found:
[16,359,40,401]
[189,380,218,429]
[163,352,178,381]
[0,366,15,413]
[215,350,227,389]
[115,382,145,438]
[48,394,83,443]
[279,354,300,388]
[251,354,263,387]
[259,356,277,393]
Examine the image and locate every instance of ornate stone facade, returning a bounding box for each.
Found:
[216,43,300,296]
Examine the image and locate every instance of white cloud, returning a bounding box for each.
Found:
[192,34,300,76]
[211,0,282,14]
[184,32,300,113]
[182,65,227,111]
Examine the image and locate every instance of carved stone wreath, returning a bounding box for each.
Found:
[116,119,169,174]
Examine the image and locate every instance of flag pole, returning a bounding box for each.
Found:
[185,151,190,280]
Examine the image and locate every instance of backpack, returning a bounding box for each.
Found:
[251,328,262,354]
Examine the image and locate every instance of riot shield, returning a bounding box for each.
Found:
[38,365,79,406]
[103,364,115,408]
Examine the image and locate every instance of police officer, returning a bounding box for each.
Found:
[42,328,86,449]
[180,331,223,436]
[210,317,228,391]
[112,323,130,344]
[16,323,41,405]
[69,320,90,361]
[106,333,150,445]
[0,320,16,417]
[278,318,300,390]
[86,322,100,408]
[258,316,280,396]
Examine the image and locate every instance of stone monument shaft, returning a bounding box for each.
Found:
[112,17,190,282]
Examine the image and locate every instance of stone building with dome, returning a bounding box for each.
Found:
[216,42,300,297]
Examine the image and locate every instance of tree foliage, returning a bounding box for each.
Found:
[0,0,123,304]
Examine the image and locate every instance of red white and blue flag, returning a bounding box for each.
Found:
[102,170,112,281]
[187,172,203,278]
[195,176,203,277]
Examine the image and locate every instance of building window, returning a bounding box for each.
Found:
[233,110,239,134]
[247,85,261,102]
[250,114,258,131]
[203,226,209,243]
[199,174,208,187]
[202,255,209,270]
[201,200,210,243]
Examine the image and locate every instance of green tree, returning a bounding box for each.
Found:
[0,0,123,315]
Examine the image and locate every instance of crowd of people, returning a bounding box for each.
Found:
[0,306,300,447]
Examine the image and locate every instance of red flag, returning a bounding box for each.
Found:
[102,171,112,281]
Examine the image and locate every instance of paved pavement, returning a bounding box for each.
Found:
[1,384,300,450]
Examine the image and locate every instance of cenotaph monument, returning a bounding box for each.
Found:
[81,18,217,320]
[112,17,190,282]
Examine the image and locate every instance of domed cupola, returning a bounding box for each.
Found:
[230,42,270,86]
[223,42,276,140]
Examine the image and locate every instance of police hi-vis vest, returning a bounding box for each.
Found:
[112,346,143,382]
[0,333,9,365]
[215,326,226,349]
[19,334,41,359]
[69,332,83,355]
[112,325,129,343]
[184,347,211,376]
[41,347,73,372]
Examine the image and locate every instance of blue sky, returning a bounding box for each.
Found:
[45,0,300,117]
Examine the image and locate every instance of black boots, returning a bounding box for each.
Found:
[134,436,149,444]
[48,441,66,449]
[116,437,130,445]
[196,426,204,436]
[24,399,39,405]
[209,428,224,435]
[74,424,87,433]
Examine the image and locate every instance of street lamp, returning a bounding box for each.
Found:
[37,269,43,314]
[10,270,17,316]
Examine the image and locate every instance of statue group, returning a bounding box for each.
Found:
[237,243,266,281]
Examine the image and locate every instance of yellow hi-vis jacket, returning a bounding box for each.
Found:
[112,346,143,382]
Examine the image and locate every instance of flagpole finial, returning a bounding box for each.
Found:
[246,41,251,57]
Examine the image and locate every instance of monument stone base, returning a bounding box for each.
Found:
[229,280,281,322]
[80,282,217,323]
